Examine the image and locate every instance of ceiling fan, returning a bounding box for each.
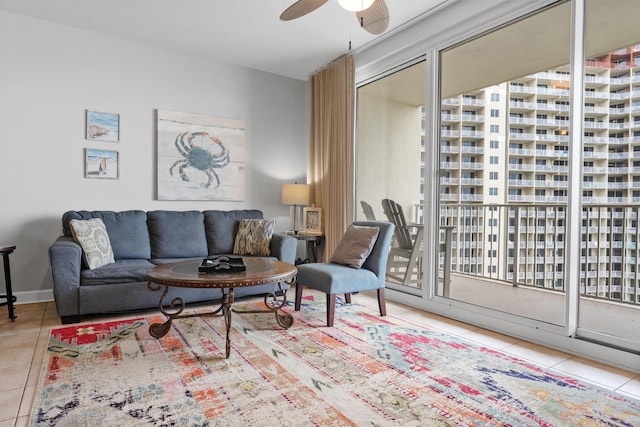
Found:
[280,0,390,35]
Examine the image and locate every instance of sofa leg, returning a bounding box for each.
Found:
[344,293,351,303]
[61,315,83,324]
[294,281,303,311]
[326,294,335,327]
[377,288,387,317]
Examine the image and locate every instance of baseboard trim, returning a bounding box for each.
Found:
[12,290,54,305]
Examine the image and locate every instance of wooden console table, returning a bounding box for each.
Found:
[288,233,324,264]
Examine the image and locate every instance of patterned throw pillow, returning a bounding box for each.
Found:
[233,219,276,257]
[330,225,380,269]
[69,218,115,269]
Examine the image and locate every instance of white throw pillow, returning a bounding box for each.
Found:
[69,218,115,269]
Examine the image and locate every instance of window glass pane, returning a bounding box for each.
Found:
[356,60,426,294]
[438,2,570,326]
[577,0,640,351]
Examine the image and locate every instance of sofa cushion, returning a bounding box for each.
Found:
[233,219,275,256]
[204,210,263,255]
[148,211,208,259]
[330,225,380,269]
[62,210,151,260]
[79,259,156,286]
[69,218,115,269]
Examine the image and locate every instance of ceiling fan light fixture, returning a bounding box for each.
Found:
[337,0,374,12]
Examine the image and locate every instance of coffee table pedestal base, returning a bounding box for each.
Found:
[148,282,292,358]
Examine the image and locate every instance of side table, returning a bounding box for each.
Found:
[0,245,17,321]
[288,233,325,265]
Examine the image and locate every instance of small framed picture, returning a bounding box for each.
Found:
[86,110,120,142]
[303,208,322,235]
[85,149,119,179]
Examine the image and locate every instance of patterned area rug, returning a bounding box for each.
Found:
[31,293,640,426]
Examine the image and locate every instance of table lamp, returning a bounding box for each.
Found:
[281,183,310,234]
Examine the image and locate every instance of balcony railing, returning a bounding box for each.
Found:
[438,203,640,306]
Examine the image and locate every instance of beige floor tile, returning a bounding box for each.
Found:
[455,328,524,350]
[0,388,22,422]
[500,340,573,368]
[413,315,481,336]
[552,356,636,390]
[0,419,15,427]
[0,334,38,370]
[617,377,640,399]
[0,315,44,339]
[0,364,30,392]
[14,415,30,427]
[14,302,48,313]
[18,384,36,419]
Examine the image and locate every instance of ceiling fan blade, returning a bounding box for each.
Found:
[280,0,329,21]
[356,0,389,35]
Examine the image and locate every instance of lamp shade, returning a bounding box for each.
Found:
[281,183,310,206]
[337,0,374,12]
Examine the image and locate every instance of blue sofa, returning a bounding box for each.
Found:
[49,209,296,324]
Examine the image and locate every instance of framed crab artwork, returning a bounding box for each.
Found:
[156,109,245,201]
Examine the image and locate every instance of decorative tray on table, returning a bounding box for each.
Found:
[198,256,246,274]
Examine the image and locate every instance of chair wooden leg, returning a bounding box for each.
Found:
[326,294,335,327]
[344,293,351,303]
[294,281,303,311]
[377,288,387,317]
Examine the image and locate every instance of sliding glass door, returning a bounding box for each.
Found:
[576,0,640,352]
[356,0,640,358]
[435,2,572,327]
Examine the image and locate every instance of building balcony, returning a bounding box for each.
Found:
[510,101,537,110]
[509,148,534,156]
[461,98,485,107]
[461,146,484,154]
[441,114,460,122]
[460,178,484,185]
[509,117,536,125]
[440,177,459,185]
[508,179,535,187]
[508,163,535,171]
[584,91,610,99]
[440,162,459,169]
[461,114,485,122]
[509,132,536,141]
[440,145,459,154]
[460,194,483,202]
[441,130,460,138]
[460,130,485,138]
[460,162,484,170]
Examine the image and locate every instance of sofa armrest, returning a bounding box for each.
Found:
[49,236,82,318]
[270,233,296,265]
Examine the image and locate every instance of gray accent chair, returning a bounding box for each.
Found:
[294,221,394,326]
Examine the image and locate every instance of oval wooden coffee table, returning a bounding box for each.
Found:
[147,257,297,358]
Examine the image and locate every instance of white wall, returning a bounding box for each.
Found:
[0,12,309,300]
[356,92,422,222]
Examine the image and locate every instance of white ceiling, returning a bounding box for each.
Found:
[0,0,453,81]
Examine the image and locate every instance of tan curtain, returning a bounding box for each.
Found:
[309,55,355,258]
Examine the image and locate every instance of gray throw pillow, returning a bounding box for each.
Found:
[330,225,379,269]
